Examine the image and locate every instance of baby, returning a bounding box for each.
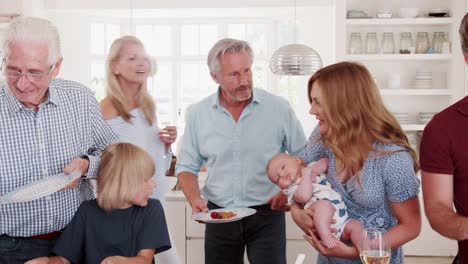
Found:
[267,153,362,249]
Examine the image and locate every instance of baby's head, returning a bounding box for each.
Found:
[97,142,156,212]
[267,153,304,189]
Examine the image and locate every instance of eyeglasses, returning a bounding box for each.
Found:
[1,59,54,83]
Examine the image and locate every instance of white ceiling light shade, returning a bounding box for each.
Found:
[269,0,322,75]
[269,44,322,75]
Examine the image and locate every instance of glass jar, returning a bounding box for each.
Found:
[382,32,395,54]
[415,32,430,54]
[399,32,413,54]
[349,32,362,54]
[365,32,378,54]
[432,32,445,53]
[442,32,451,54]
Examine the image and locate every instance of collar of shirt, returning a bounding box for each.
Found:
[1,81,59,115]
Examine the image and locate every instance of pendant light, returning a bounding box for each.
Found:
[269,0,322,76]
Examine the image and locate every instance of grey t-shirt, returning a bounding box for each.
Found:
[53,199,171,263]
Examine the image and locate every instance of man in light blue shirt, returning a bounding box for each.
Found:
[176,38,306,264]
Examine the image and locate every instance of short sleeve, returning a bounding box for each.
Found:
[139,200,171,254]
[53,204,86,263]
[303,126,327,164]
[419,118,453,175]
[383,151,420,202]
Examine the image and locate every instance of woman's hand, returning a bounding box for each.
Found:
[101,256,125,264]
[304,233,359,258]
[159,126,177,145]
[290,203,316,235]
[101,249,154,264]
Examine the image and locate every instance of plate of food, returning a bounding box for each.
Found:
[0,171,82,204]
[191,207,257,223]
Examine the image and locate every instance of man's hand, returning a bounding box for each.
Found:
[268,191,289,211]
[61,157,90,190]
[190,198,209,223]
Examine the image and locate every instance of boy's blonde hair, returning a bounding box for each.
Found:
[97,142,155,212]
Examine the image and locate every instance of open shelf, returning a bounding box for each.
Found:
[380,89,453,95]
[346,54,453,60]
[346,17,455,26]
[401,124,426,131]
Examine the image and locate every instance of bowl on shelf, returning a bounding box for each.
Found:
[427,9,449,17]
[398,8,419,18]
[377,13,392,19]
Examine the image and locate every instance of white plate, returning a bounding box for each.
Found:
[0,171,81,204]
[191,207,257,223]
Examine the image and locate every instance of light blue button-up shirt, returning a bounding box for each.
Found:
[176,88,306,208]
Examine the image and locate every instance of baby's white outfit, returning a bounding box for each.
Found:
[283,173,350,239]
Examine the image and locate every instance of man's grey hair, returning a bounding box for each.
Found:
[2,16,62,65]
[207,38,254,75]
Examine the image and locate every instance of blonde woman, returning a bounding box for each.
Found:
[100,36,179,263]
[26,143,171,264]
[291,62,421,264]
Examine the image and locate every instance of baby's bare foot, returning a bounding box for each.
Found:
[321,236,338,248]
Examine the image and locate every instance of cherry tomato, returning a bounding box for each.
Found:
[210,212,219,219]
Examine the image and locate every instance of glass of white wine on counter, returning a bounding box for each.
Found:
[360,228,391,264]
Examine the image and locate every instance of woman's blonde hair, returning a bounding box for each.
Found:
[97,142,155,212]
[307,61,419,182]
[105,36,156,124]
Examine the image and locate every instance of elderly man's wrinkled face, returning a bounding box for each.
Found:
[3,41,59,110]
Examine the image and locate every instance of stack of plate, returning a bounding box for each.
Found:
[412,70,433,89]
[392,112,410,124]
[406,131,418,148]
[419,112,436,124]
[347,10,370,19]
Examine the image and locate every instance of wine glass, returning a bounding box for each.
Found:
[360,228,391,264]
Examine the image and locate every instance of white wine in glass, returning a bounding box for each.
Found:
[360,228,391,264]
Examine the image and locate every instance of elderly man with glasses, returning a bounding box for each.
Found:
[0,16,117,263]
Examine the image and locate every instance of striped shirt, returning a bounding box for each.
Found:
[106,108,172,202]
[0,78,117,237]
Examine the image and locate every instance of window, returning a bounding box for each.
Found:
[90,22,121,101]
[89,18,296,127]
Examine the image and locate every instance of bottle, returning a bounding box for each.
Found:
[432,32,445,53]
[365,32,378,54]
[415,32,430,54]
[399,32,413,54]
[349,32,362,54]
[382,32,395,54]
[442,32,451,54]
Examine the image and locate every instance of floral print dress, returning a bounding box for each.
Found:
[303,127,420,264]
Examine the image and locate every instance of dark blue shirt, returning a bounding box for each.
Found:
[53,199,171,263]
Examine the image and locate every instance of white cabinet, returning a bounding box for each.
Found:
[334,0,463,257]
[338,0,466,133]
